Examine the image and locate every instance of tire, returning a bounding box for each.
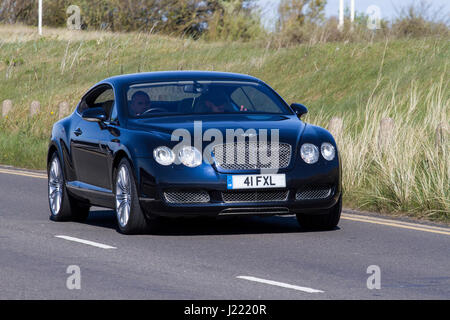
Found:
[48,152,90,222]
[114,158,150,234]
[296,195,342,231]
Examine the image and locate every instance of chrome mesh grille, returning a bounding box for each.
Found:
[295,188,332,200]
[213,142,291,170]
[164,191,210,203]
[222,190,289,203]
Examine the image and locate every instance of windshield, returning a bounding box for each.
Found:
[125,80,292,117]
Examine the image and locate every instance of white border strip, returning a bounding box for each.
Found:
[237,276,324,293]
[55,235,117,249]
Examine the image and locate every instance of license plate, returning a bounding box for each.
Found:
[227,174,286,190]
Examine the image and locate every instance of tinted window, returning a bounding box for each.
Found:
[78,85,115,119]
[126,81,291,117]
[230,86,282,113]
[95,88,114,105]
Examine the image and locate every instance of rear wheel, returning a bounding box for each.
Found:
[296,195,342,231]
[48,152,90,222]
[114,158,149,234]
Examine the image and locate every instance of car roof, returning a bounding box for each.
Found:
[100,71,263,87]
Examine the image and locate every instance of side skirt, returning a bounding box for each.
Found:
[66,181,115,209]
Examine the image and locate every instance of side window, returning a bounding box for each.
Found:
[94,89,114,105]
[77,85,115,119]
[77,100,89,113]
[93,87,115,119]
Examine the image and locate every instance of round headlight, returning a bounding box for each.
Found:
[300,143,319,164]
[321,143,335,161]
[179,146,202,167]
[153,146,175,166]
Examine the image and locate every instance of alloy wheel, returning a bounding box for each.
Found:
[115,165,131,227]
[48,157,63,215]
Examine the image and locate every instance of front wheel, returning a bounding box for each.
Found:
[114,158,149,234]
[296,195,342,231]
[48,152,90,222]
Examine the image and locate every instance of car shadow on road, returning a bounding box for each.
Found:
[84,209,340,236]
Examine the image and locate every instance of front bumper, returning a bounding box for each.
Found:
[140,189,341,217]
[136,156,341,218]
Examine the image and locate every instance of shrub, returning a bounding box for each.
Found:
[391,1,449,38]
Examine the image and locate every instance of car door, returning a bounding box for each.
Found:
[100,98,121,191]
[71,85,115,190]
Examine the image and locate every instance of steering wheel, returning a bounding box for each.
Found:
[140,107,169,115]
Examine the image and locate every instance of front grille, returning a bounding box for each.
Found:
[213,142,291,170]
[164,191,210,203]
[295,187,332,200]
[222,190,289,203]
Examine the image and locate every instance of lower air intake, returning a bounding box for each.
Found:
[295,187,332,200]
[164,191,210,203]
[222,190,289,203]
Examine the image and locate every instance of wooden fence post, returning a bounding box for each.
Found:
[328,117,343,138]
[30,101,40,116]
[59,101,69,119]
[378,117,395,151]
[435,122,448,150]
[2,99,12,117]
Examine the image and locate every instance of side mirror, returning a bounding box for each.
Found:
[291,103,308,118]
[82,107,107,123]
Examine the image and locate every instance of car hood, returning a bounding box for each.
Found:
[127,114,305,147]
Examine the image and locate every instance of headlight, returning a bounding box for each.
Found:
[153,146,175,166]
[321,143,335,161]
[300,143,319,164]
[178,146,202,167]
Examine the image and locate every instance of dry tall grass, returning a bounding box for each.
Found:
[308,77,449,219]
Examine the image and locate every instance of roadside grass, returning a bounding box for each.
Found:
[306,77,449,221]
[0,130,48,169]
[0,25,448,220]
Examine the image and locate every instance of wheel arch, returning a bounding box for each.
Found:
[47,141,63,173]
[111,149,138,187]
[47,143,58,165]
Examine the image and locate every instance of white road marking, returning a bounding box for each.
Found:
[55,235,117,249]
[237,276,324,293]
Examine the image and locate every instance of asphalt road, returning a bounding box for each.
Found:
[0,166,449,300]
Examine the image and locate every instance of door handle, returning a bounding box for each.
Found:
[74,128,83,136]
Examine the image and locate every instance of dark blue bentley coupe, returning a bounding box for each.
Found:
[47,71,341,234]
